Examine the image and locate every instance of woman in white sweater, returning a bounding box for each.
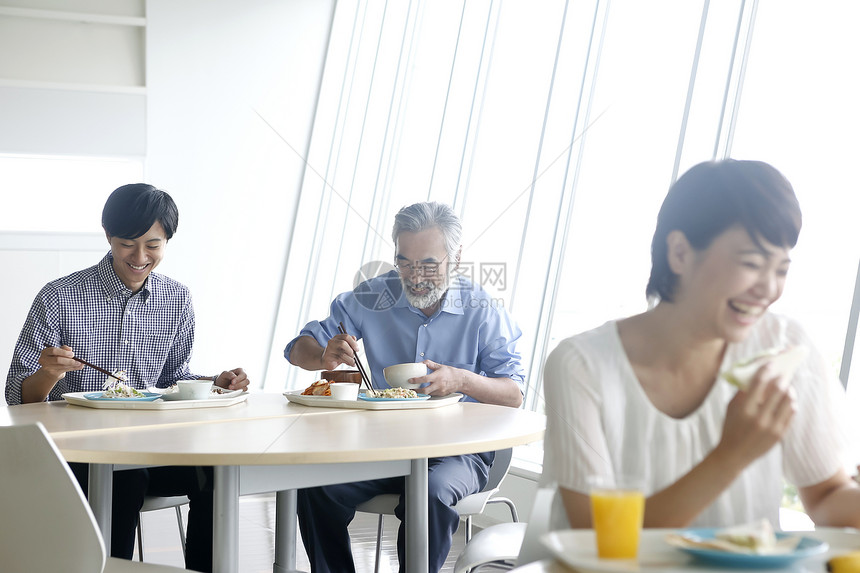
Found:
[542,159,859,529]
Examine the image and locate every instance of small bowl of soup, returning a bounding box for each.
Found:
[177,379,214,400]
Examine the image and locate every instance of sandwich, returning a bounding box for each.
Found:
[714,518,777,551]
[721,345,808,390]
[665,518,800,555]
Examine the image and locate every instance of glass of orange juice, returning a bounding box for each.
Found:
[588,475,645,559]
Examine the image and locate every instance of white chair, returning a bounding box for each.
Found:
[355,448,518,573]
[137,495,189,561]
[0,422,192,573]
[453,486,557,573]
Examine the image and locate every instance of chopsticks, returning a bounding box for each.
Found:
[43,343,116,379]
[337,322,376,396]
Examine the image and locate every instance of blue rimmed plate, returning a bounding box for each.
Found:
[672,528,828,568]
[83,391,162,402]
[359,393,430,402]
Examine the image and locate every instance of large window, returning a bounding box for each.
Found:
[267,0,860,439]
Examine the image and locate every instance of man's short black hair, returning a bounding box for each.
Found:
[102,183,179,240]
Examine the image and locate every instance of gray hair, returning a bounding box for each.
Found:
[392,202,462,260]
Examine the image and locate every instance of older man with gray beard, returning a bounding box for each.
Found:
[284,201,525,573]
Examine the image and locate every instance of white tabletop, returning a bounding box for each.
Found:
[49,395,544,465]
[3,392,546,573]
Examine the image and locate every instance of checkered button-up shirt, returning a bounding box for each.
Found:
[5,252,200,404]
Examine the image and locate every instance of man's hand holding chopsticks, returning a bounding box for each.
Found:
[39,344,85,379]
[321,333,361,371]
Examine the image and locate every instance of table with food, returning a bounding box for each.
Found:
[521,518,860,573]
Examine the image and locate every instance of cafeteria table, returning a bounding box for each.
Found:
[2,392,546,573]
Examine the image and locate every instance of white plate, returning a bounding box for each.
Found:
[148,387,244,401]
[283,390,462,410]
[542,530,692,572]
[542,529,851,573]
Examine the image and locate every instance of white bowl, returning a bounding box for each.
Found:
[329,382,359,401]
[383,362,428,390]
[177,379,214,400]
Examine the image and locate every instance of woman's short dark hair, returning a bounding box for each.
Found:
[102,183,179,240]
[646,159,802,303]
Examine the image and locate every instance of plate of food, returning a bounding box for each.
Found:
[665,520,828,568]
[359,388,430,401]
[284,384,460,410]
[84,391,162,402]
[82,372,161,401]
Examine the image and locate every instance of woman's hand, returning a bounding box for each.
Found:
[716,362,797,469]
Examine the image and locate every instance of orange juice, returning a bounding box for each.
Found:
[590,488,645,559]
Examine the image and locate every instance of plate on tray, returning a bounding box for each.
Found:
[283,390,461,410]
[359,393,430,402]
[83,391,162,402]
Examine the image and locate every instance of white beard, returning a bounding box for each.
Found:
[402,274,450,310]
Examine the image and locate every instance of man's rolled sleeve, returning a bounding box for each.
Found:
[477,309,525,392]
[157,295,197,386]
[284,295,361,362]
[5,285,60,405]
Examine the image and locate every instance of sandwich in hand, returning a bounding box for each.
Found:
[721,345,808,390]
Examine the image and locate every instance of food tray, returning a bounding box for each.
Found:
[62,391,249,410]
[283,391,462,410]
[150,387,244,401]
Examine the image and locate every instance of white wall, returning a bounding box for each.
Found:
[1,1,334,390]
[144,0,334,387]
[0,86,146,156]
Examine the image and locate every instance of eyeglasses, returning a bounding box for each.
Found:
[394,255,448,277]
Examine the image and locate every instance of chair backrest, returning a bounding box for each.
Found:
[516,486,558,566]
[0,422,107,573]
[452,448,516,518]
[485,447,513,492]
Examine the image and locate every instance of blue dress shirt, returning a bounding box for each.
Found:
[284,271,525,401]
